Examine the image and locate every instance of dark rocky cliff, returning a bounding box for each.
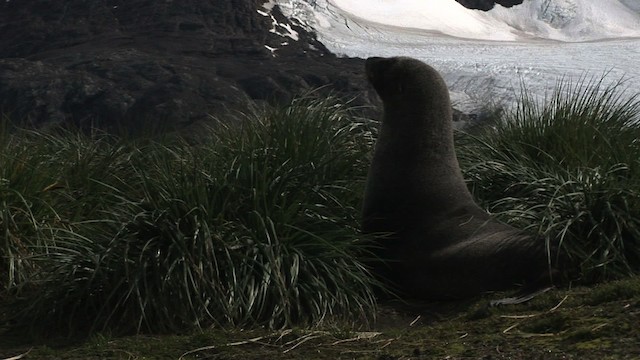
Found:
[0,0,523,131]
[0,0,373,131]
[456,0,525,11]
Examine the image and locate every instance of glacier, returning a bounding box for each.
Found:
[275,0,640,114]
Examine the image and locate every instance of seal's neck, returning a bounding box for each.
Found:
[381,104,456,160]
[365,102,473,217]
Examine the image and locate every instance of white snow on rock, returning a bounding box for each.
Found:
[260,1,300,41]
[271,22,300,40]
[265,45,278,55]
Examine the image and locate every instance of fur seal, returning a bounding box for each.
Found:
[363,56,551,299]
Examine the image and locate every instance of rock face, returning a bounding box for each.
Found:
[0,0,373,131]
[456,0,525,11]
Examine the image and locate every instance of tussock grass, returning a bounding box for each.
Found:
[0,95,379,335]
[458,76,640,282]
[3,77,640,338]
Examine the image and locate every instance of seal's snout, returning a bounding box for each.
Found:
[365,57,386,69]
[365,57,394,84]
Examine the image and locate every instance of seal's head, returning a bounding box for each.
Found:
[365,56,451,129]
[365,57,449,112]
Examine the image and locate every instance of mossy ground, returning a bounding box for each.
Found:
[3,276,639,359]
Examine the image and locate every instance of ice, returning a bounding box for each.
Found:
[329,0,640,42]
[486,0,640,41]
[262,0,277,11]
[275,0,640,114]
[620,0,640,12]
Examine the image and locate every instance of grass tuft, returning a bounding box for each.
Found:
[0,94,379,335]
[3,77,640,338]
[458,76,640,282]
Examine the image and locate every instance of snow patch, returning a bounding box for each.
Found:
[275,0,330,32]
[271,22,300,40]
[260,1,300,40]
[262,0,277,11]
[264,45,278,56]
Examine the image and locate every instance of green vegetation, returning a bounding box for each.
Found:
[1,77,640,359]
[457,76,640,282]
[0,95,379,335]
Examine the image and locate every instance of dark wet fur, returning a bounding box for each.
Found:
[363,56,553,299]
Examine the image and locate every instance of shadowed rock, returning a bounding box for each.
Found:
[0,0,373,131]
[456,0,525,11]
